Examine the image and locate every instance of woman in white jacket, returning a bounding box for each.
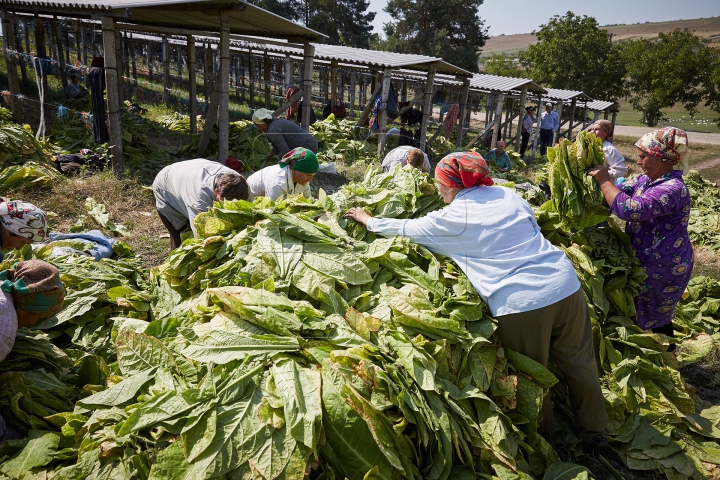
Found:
[589,120,627,183]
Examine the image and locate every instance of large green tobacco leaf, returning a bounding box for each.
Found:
[271,359,322,449]
[76,367,157,409]
[541,461,593,479]
[0,430,60,478]
[116,331,177,375]
[181,331,300,364]
[302,243,372,286]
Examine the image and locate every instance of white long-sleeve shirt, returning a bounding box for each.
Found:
[381,146,432,173]
[0,290,17,363]
[247,164,311,202]
[603,140,628,182]
[366,186,580,317]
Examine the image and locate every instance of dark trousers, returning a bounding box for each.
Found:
[539,128,554,156]
[520,131,531,158]
[495,289,607,444]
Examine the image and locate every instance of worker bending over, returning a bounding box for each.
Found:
[248,147,318,202]
[152,158,249,250]
[381,146,431,173]
[252,108,319,160]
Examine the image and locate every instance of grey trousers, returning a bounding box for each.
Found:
[495,288,607,443]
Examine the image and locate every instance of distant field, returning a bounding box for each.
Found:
[481,16,720,56]
[615,100,719,134]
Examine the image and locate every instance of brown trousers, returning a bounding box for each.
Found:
[495,288,607,443]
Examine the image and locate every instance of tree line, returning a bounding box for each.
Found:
[482,12,720,127]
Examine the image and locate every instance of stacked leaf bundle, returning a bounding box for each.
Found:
[180,120,272,172]
[158,112,204,134]
[310,117,376,166]
[543,130,608,229]
[0,242,151,449]
[685,170,720,254]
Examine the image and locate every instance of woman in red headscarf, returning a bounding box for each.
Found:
[346,152,609,454]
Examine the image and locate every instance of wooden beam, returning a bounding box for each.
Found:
[2,13,23,123]
[264,53,271,109]
[16,19,28,88]
[188,35,197,135]
[514,87,527,150]
[376,68,391,158]
[553,102,564,145]
[419,67,436,151]
[349,71,356,116]
[355,82,382,129]
[465,94,504,149]
[397,92,424,117]
[284,54,291,84]
[456,77,471,148]
[197,80,219,156]
[101,16,123,175]
[330,60,338,106]
[273,88,302,118]
[301,42,314,130]
[566,98,577,139]
[114,27,123,103]
[130,34,138,86]
[218,10,230,163]
[249,50,255,109]
[531,96,543,158]
[162,35,170,105]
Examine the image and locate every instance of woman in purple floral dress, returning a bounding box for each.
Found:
[588,127,692,345]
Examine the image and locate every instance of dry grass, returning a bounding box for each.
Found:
[5,172,170,268]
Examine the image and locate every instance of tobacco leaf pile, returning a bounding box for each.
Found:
[2,137,720,479]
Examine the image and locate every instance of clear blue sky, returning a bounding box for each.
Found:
[367,0,720,37]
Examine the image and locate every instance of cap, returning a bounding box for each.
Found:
[252,108,273,124]
[545,102,553,107]
[526,106,536,111]
[225,157,243,173]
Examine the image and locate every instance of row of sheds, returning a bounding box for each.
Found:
[0,0,619,170]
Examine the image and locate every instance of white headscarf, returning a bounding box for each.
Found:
[0,201,47,242]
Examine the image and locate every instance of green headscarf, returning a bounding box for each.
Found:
[0,260,65,328]
[279,147,319,174]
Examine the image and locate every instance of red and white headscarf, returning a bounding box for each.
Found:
[434,152,494,189]
[0,201,47,242]
[635,127,690,174]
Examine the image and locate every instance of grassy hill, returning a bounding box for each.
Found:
[480,16,720,58]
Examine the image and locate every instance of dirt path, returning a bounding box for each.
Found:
[692,156,720,172]
[614,125,720,145]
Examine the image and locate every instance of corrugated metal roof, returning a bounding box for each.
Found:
[226,37,471,76]
[586,100,619,112]
[543,88,592,102]
[469,73,545,95]
[1,0,325,41]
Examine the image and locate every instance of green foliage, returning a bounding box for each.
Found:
[377,0,488,73]
[620,29,715,126]
[481,52,528,78]
[703,47,720,128]
[525,12,624,101]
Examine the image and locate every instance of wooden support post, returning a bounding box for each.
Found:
[264,53,271,109]
[202,43,210,99]
[610,111,617,133]
[75,20,81,62]
[249,51,255,109]
[330,60,338,109]
[2,14,23,123]
[401,81,407,102]
[114,28,123,103]
[101,16,124,175]
[176,45,183,76]
[566,98,577,139]
[16,19,28,88]
[301,42,314,130]
[456,77,471,148]
[130,35,137,86]
[81,25,87,65]
[604,110,609,120]
[218,10,230,162]
[554,102,563,145]
[349,72,356,116]
[284,54,291,84]
[532,96,543,158]
[46,22,56,60]
[188,36,197,135]
[197,81,220,156]
[514,87,528,150]
[376,68,391,158]
[419,67,436,151]
[355,82,382,129]
[162,36,170,105]
[592,110,600,123]
[465,94,505,149]
[240,55,246,102]
[581,104,589,131]
[147,41,153,82]
[273,88,302,118]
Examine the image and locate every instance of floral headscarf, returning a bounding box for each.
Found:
[0,260,65,328]
[0,201,47,242]
[635,127,689,173]
[279,147,319,174]
[435,152,494,188]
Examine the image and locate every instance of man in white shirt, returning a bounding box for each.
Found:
[153,158,248,249]
[539,102,560,156]
[381,146,431,173]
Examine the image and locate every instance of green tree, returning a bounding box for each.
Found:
[246,0,376,49]
[481,52,528,77]
[620,29,713,126]
[377,0,488,73]
[525,12,624,101]
[704,47,720,128]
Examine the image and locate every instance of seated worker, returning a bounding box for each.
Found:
[0,260,66,442]
[484,141,512,172]
[0,200,47,261]
[381,146,432,173]
[252,108,319,160]
[66,74,86,99]
[152,158,249,250]
[247,147,318,202]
